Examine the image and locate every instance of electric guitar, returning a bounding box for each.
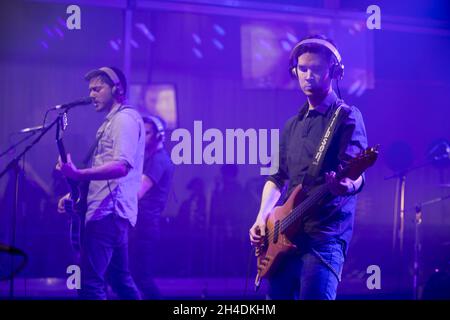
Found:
[254,146,379,289]
[56,113,89,252]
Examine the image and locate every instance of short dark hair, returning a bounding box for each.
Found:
[85,66,127,96]
[289,34,338,68]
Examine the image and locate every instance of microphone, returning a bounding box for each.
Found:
[53,97,93,110]
[17,125,45,134]
[429,141,450,162]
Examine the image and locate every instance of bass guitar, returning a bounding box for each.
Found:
[255,146,379,289]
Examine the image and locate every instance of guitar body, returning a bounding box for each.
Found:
[65,181,89,252]
[255,184,306,283]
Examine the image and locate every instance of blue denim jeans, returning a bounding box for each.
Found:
[268,239,345,300]
[79,214,141,300]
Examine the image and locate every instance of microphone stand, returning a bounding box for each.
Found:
[385,161,434,255]
[0,113,63,299]
[409,194,450,300]
[384,161,434,292]
[0,130,41,159]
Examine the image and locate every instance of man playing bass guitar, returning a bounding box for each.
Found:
[249,35,369,300]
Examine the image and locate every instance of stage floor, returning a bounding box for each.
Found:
[0,277,413,300]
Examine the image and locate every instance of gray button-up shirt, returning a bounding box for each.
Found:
[86,104,145,227]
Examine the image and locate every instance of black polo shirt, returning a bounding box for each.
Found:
[267,90,368,252]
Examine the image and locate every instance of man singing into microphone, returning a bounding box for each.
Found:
[57,67,145,300]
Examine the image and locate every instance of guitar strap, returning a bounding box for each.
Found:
[302,100,347,283]
[82,130,104,168]
[302,100,346,187]
[82,105,130,168]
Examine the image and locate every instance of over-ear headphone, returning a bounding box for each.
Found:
[99,67,125,97]
[143,115,165,142]
[289,38,344,80]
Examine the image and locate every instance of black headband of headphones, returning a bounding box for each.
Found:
[289,37,344,80]
[143,115,165,141]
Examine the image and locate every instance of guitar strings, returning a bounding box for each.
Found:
[260,151,373,244]
[263,183,329,243]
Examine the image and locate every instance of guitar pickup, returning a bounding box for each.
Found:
[273,220,280,243]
